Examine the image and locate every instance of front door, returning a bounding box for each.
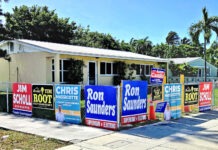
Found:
[88,62,96,85]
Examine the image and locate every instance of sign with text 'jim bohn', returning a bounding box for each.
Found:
[55,85,81,124]
[164,83,182,119]
[85,85,117,130]
[13,83,32,116]
[121,80,148,125]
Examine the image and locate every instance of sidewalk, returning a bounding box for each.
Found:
[0,110,218,150]
[0,113,112,143]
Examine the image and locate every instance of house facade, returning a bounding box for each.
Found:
[0,39,168,86]
[168,57,218,83]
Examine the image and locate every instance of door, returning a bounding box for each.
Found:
[88,62,96,85]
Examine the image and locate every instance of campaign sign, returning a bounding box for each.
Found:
[155,102,167,113]
[152,85,162,101]
[164,83,182,119]
[184,85,199,106]
[150,68,165,84]
[199,82,212,112]
[85,85,117,130]
[55,85,81,124]
[13,83,32,116]
[121,80,148,125]
[32,85,54,109]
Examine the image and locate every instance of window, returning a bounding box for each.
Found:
[9,42,14,52]
[136,64,140,75]
[52,59,71,83]
[100,62,117,75]
[139,64,153,76]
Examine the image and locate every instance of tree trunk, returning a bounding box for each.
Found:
[204,38,207,82]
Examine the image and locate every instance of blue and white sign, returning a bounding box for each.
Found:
[155,102,167,113]
[85,85,117,130]
[150,68,165,84]
[164,83,182,119]
[121,80,148,124]
[55,85,81,124]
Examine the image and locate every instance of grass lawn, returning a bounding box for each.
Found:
[0,128,68,150]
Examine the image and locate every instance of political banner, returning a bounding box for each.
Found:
[184,84,199,106]
[13,83,32,116]
[85,85,117,130]
[121,80,148,125]
[55,85,81,124]
[164,83,182,119]
[32,85,54,109]
[155,102,167,113]
[150,68,165,84]
[199,82,212,111]
[152,85,162,101]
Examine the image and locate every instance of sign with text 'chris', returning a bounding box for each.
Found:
[164,83,182,119]
[55,85,81,124]
[85,85,117,130]
[13,83,32,116]
[150,68,165,84]
[121,80,148,125]
[32,85,54,109]
[199,82,212,112]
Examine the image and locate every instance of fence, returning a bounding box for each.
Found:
[0,81,217,130]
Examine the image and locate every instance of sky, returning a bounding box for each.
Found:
[1,0,218,44]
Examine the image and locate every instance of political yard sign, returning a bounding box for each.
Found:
[32,85,54,109]
[150,68,165,84]
[121,80,148,125]
[184,85,199,106]
[85,85,117,130]
[55,85,81,124]
[199,82,213,112]
[164,83,182,119]
[13,83,32,116]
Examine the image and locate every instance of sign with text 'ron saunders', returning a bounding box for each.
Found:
[164,83,182,119]
[13,83,32,116]
[199,82,212,112]
[121,80,148,125]
[85,85,117,130]
[55,85,81,124]
[150,68,165,84]
[32,84,54,109]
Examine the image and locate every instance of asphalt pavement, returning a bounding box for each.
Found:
[0,110,218,150]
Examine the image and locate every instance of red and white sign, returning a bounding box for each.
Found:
[13,83,32,116]
[199,82,212,111]
[121,114,146,125]
[85,118,117,130]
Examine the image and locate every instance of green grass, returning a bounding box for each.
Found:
[0,128,69,150]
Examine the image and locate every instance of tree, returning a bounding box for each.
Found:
[189,7,218,81]
[0,0,9,41]
[4,5,76,44]
[166,31,180,58]
[130,37,153,55]
[180,37,191,45]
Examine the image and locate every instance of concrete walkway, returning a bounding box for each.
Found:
[0,110,218,150]
[0,113,113,143]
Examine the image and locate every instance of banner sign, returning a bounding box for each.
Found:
[32,85,54,109]
[164,83,182,119]
[121,80,148,125]
[152,85,162,101]
[13,83,32,116]
[184,84,199,106]
[155,102,167,113]
[55,85,81,124]
[199,82,212,111]
[85,85,117,130]
[150,68,165,84]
